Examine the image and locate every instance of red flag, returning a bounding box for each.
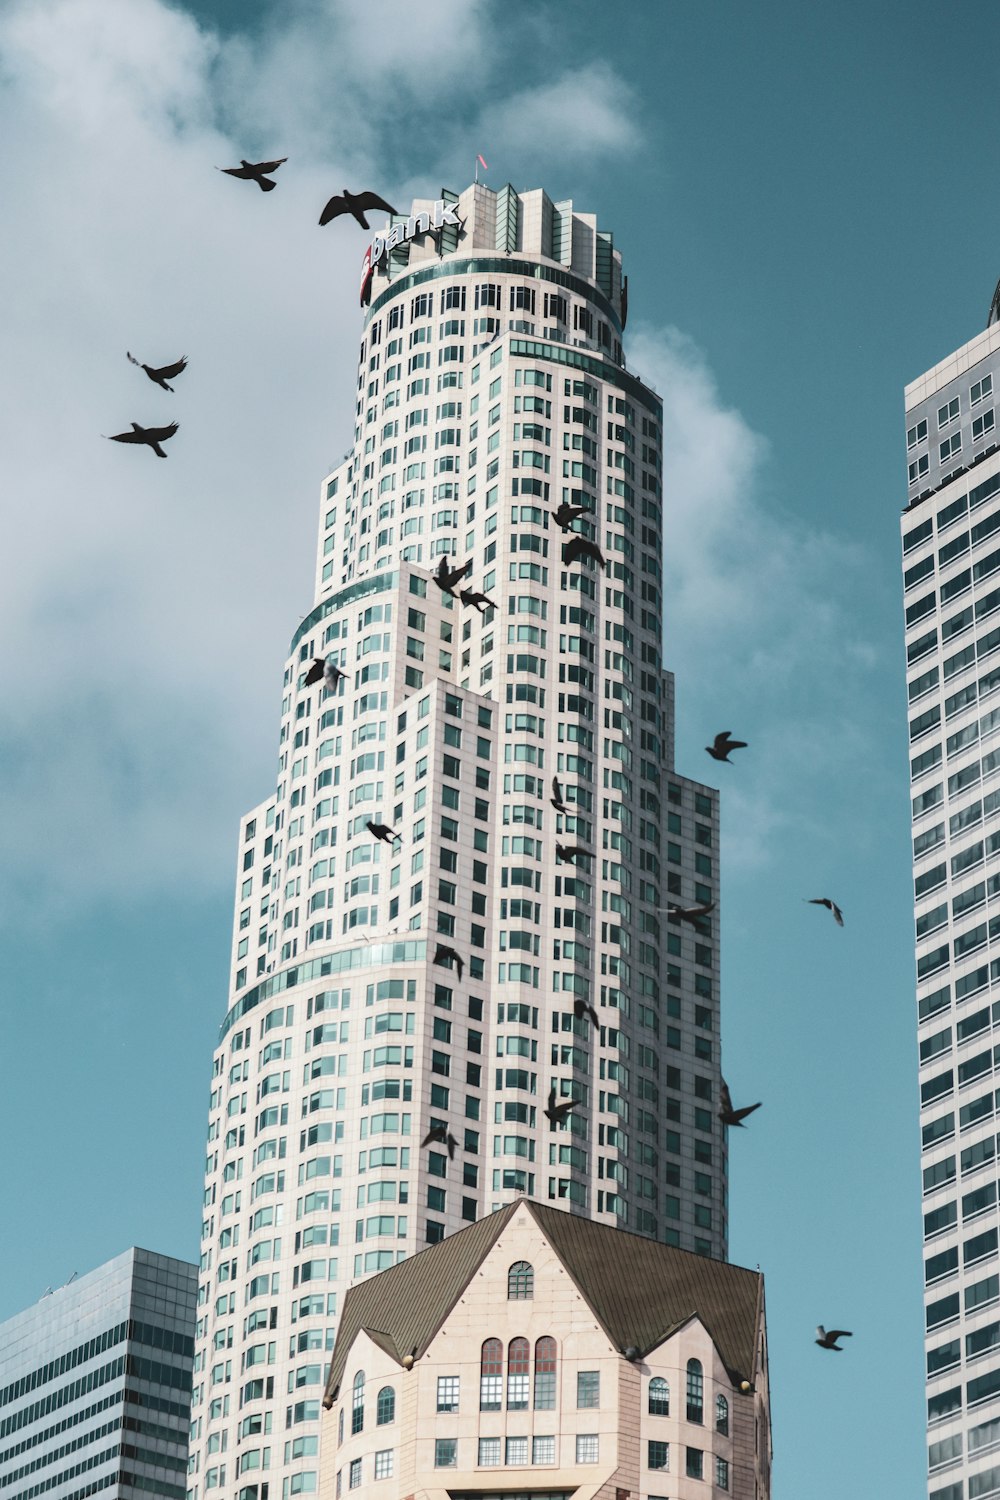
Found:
[477,154,488,170]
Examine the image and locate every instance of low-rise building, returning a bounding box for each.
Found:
[321,1198,770,1499]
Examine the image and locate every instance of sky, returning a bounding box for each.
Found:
[2,0,997,1492]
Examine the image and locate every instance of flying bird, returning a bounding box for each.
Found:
[807,897,844,927]
[706,731,747,763]
[660,901,716,933]
[552,501,587,531]
[545,1086,578,1128]
[304,657,346,689]
[719,1080,761,1129]
[219,157,287,191]
[815,1326,852,1351]
[126,352,187,392]
[421,1124,458,1159]
[105,421,178,458]
[573,997,599,1028]
[458,588,494,614]
[433,944,464,981]
[366,821,401,845]
[551,777,568,814]
[556,844,590,865]
[433,557,473,597]
[562,534,605,569]
[319,188,397,229]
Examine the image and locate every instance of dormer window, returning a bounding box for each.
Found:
[508,1260,534,1298]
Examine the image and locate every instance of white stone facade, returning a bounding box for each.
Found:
[189,185,728,1500]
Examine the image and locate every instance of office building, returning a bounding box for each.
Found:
[904,306,1000,1498]
[0,1246,196,1500]
[321,1198,771,1498]
[189,183,728,1500]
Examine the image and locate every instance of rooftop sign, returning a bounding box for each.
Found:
[360,200,462,305]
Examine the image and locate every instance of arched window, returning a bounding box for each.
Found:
[480,1338,503,1411]
[686,1359,703,1424]
[352,1370,365,1434]
[507,1260,534,1299]
[338,1407,344,1445]
[534,1337,556,1410]
[377,1386,396,1425]
[716,1393,729,1435]
[648,1376,670,1416]
[507,1337,530,1410]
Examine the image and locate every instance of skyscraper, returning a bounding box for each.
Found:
[189,183,728,1500]
[904,305,1000,1497]
[0,1247,196,1500]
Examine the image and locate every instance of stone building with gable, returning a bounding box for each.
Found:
[321,1199,771,1500]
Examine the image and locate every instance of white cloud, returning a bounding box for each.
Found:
[477,61,641,169]
[0,0,645,923]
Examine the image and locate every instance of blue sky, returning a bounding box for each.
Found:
[3,1,998,1493]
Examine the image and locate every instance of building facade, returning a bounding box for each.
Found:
[321,1199,771,1500]
[904,314,1000,1498]
[189,184,729,1500]
[0,1247,196,1500]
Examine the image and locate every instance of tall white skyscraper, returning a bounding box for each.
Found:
[188,183,728,1500]
[904,305,1000,1500]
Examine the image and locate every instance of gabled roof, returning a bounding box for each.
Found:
[324,1200,763,1405]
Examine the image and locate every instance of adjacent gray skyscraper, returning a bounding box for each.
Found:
[904,305,1000,1498]
[189,183,727,1500]
[0,1247,196,1500]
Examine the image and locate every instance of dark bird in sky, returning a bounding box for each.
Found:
[552,501,587,531]
[719,1080,762,1129]
[550,777,568,814]
[319,188,397,229]
[433,944,464,981]
[421,1124,458,1159]
[706,731,747,763]
[366,821,401,845]
[545,1087,578,1128]
[562,534,605,569]
[573,997,599,1028]
[127,352,187,392]
[556,844,590,865]
[433,556,473,597]
[815,1326,852,1351]
[304,657,346,689]
[220,157,287,191]
[459,588,494,614]
[807,897,844,927]
[105,421,178,458]
[660,900,716,934]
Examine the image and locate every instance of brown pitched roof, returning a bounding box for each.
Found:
[324,1200,763,1406]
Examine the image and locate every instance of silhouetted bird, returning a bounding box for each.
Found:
[573,997,599,1028]
[661,900,716,934]
[127,352,187,392]
[719,1080,761,1129]
[551,777,568,814]
[433,556,473,597]
[319,188,397,229]
[105,421,178,458]
[815,1326,852,1351]
[220,157,286,191]
[553,501,587,530]
[807,897,844,927]
[366,821,400,845]
[433,944,464,981]
[706,731,747,763]
[556,844,590,865]
[421,1124,458,1159]
[459,588,494,614]
[304,657,346,689]
[545,1086,577,1128]
[562,534,605,569]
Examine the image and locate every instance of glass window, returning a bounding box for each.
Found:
[532,1435,555,1465]
[648,1376,669,1415]
[478,1437,501,1466]
[352,1370,365,1434]
[435,1439,457,1468]
[716,1393,729,1435]
[648,1441,669,1471]
[436,1375,459,1412]
[534,1336,556,1409]
[480,1337,502,1410]
[686,1359,703,1423]
[376,1386,394,1424]
[576,1434,599,1463]
[505,1436,528,1465]
[577,1370,600,1408]
[374,1450,393,1480]
[349,1459,361,1489]
[507,1260,534,1298]
[508,1337,530,1409]
[686,1447,704,1479]
[716,1455,730,1490]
